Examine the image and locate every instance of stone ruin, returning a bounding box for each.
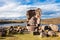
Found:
[26,8,41,31]
[0,8,59,37]
[26,8,60,37]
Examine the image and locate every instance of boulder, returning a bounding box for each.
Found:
[41,25,52,31]
[48,31,56,36]
[0,28,7,37]
[40,32,48,37]
[49,24,59,32]
[41,25,46,31]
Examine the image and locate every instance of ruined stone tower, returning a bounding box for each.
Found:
[26,8,41,31]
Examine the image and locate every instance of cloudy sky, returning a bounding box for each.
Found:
[0,0,60,19]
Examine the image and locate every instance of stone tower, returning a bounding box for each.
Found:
[26,8,41,31]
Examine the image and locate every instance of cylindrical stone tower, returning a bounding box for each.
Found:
[26,8,41,31]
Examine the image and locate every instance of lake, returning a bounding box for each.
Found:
[0,22,27,27]
[0,23,60,30]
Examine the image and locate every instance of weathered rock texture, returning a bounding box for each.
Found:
[26,8,41,31]
[49,24,59,32]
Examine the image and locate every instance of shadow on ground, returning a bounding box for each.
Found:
[0,37,6,39]
[0,34,15,40]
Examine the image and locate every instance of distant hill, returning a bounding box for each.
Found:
[41,17,60,24]
[0,17,60,24]
[0,20,26,23]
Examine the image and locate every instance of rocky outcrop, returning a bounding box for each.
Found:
[48,31,56,36]
[49,24,59,32]
[41,25,52,31]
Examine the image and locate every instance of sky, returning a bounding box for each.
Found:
[0,0,60,19]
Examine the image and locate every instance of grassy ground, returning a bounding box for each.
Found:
[0,33,60,40]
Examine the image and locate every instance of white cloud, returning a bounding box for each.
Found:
[0,13,20,18]
[50,13,60,17]
[0,0,60,19]
[0,3,17,11]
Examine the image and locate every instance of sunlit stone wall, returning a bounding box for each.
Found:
[26,8,41,31]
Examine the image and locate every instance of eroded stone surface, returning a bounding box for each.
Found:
[26,8,41,31]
